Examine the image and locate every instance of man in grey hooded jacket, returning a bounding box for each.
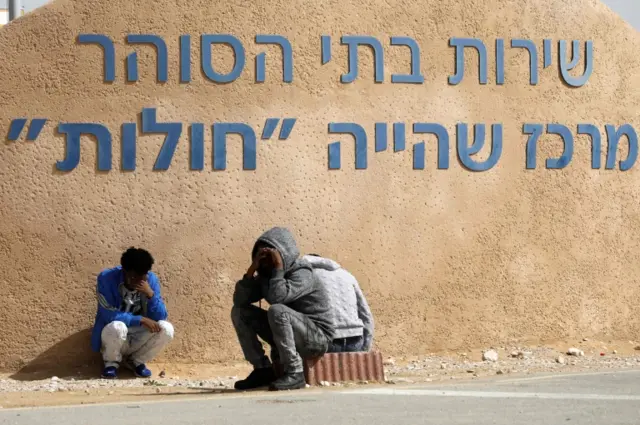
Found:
[303,254,374,352]
[231,227,335,391]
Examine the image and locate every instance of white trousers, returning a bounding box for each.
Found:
[101,320,174,368]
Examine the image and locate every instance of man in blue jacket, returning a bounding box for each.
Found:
[91,247,174,379]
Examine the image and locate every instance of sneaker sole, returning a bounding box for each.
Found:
[122,361,151,378]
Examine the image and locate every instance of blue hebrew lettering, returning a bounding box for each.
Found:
[412,123,450,169]
[56,123,112,172]
[545,124,573,169]
[126,34,169,83]
[449,38,487,85]
[121,123,136,171]
[212,123,257,170]
[456,123,503,171]
[495,39,505,85]
[341,36,384,83]
[374,123,406,152]
[77,34,115,82]
[190,124,204,170]
[390,37,424,84]
[413,142,425,170]
[201,34,245,83]
[393,123,406,152]
[141,108,183,170]
[543,39,552,68]
[605,124,638,171]
[511,39,538,85]
[523,123,544,169]
[180,35,191,83]
[327,123,367,169]
[576,123,602,169]
[255,35,293,83]
[374,123,387,152]
[559,40,593,88]
[321,35,332,64]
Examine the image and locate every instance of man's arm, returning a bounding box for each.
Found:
[353,279,374,351]
[264,267,313,305]
[96,274,142,327]
[233,275,263,306]
[145,273,168,321]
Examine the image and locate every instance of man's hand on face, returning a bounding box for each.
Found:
[265,248,283,270]
[246,249,268,278]
[140,317,161,333]
[132,280,154,298]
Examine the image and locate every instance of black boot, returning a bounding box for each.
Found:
[268,371,306,391]
[234,367,277,390]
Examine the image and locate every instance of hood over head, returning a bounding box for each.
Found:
[302,254,341,271]
[252,227,301,271]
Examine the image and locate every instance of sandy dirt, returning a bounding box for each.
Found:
[3,337,640,409]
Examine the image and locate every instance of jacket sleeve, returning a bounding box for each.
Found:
[145,273,168,321]
[96,273,142,327]
[354,280,375,351]
[265,267,313,305]
[233,275,263,306]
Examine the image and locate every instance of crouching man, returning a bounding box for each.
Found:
[231,227,335,391]
[303,254,374,353]
[91,247,174,379]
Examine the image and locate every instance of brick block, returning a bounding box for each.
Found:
[273,351,384,386]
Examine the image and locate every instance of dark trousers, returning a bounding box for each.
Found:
[231,304,329,374]
[327,335,364,353]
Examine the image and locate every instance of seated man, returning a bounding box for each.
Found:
[303,254,374,353]
[231,227,335,391]
[91,247,174,379]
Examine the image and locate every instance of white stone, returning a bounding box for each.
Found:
[482,350,499,362]
[556,355,566,364]
[567,347,584,356]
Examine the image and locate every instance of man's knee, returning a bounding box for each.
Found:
[156,320,174,341]
[101,321,128,341]
[267,303,290,325]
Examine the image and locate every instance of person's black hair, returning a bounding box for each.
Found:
[252,240,273,259]
[120,247,154,275]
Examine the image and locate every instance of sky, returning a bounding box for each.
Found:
[13,0,640,30]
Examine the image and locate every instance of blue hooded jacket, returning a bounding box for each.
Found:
[90,265,168,352]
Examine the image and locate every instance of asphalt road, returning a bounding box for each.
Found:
[3,369,640,425]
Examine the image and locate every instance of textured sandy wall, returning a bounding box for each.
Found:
[0,0,639,372]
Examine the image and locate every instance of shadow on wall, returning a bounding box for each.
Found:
[9,328,102,381]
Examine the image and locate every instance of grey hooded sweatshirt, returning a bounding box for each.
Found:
[233,227,335,340]
[302,255,375,351]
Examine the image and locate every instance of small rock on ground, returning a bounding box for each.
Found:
[482,350,499,362]
[567,348,585,357]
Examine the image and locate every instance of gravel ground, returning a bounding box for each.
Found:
[0,375,239,394]
[2,343,640,394]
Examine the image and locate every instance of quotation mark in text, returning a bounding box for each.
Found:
[261,118,297,140]
[7,118,48,142]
